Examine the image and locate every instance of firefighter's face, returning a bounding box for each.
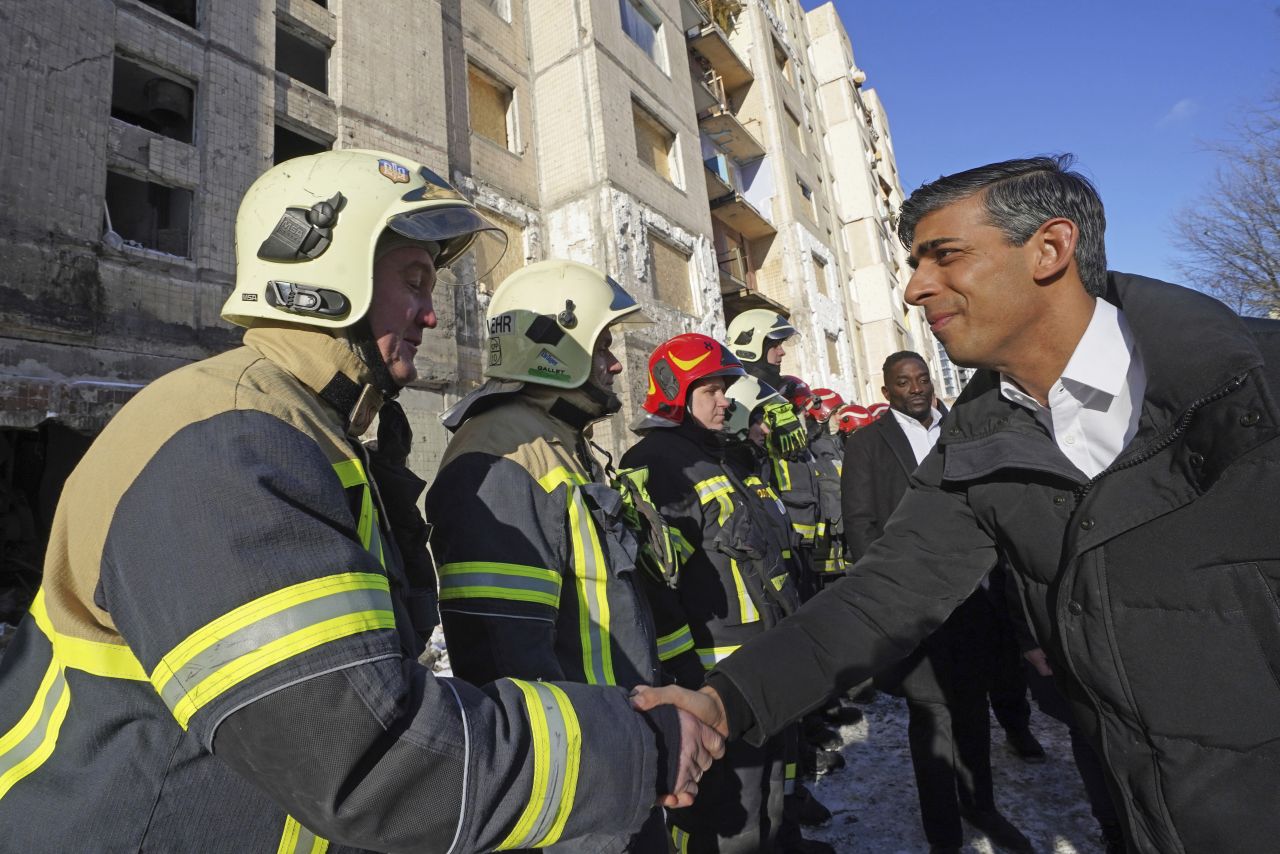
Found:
[369,245,438,386]
[765,337,787,366]
[589,329,623,391]
[688,376,730,430]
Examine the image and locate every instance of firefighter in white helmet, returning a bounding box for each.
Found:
[428,259,708,852]
[0,150,719,852]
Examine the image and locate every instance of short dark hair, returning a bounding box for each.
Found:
[897,155,1108,297]
[882,350,926,383]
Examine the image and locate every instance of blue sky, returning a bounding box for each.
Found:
[814,0,1280,284]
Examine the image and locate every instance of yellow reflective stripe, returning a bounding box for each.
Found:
[278,816,329,854]
[537,465,589,493]
[782,549,792,559]
[693,475,731,501]
[29,589,146,680]
[439,562,562,608]
[773,459,792,491]
[728,559,759,624]
[151,573,394,729]
[671,826,691,853]
[331,457,366,488]
[568,488,614,685]
[496,680,582,849]
[793,522,817,541]
[696,645,740,670]
[785,762,797,780]
[656,625,695,661]
[671,528,695,564]
[0,653,70,799]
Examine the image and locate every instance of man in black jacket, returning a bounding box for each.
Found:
[635,154,1280,854]
[843,351,1029,854]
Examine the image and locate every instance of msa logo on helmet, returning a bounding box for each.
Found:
[378,159,410,184]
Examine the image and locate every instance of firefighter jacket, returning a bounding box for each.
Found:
[621,419,800,687]
[807,427,846,579]
[0,324,676,853]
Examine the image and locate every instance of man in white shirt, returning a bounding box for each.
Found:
[844,351,1030,854]
[636,154,1280,854]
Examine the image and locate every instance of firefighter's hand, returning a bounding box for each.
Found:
[762,402,806,460]
[632,685,726,808]
[1024,647,1053,677]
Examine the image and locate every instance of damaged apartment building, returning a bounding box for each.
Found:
[0,0,938,622]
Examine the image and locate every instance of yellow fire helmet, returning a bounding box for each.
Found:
[723,374,786,441]
[725,308,798,363]
[222,149,507,329]
[484,259,650,389]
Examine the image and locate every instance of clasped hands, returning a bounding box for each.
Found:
[630,684,729,808]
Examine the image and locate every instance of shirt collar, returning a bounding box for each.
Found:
[1000,298,1133,411]
[890,406,941,431]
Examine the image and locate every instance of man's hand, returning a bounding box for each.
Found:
[631,684,727,807]
[1024,647,1053,677]
[762,402,806,460]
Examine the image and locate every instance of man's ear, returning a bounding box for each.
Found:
[880,385,889,401]
[1032,217,1077,283]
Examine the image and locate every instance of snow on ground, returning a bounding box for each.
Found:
[807,693,1102,853]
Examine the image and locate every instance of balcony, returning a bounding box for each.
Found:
[711,191,775,240]
[699,106,764,164]
[703,156,734,201]
[687,2,753,92]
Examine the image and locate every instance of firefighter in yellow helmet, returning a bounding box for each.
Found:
[428,259,703,852]
[0,150,719,852]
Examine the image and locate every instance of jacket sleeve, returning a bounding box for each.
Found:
[100,409,676,852]
[426,452,567,685]
[773,455,820,545]
[706,447,999,745]
[840,428,880,561]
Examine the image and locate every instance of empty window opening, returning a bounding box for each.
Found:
[111,55,195,144]
[136,0,197,27]
[826,335,840,373]
[620,0,666,70]
[276,24,329,93]
[773,38,792,83]
[784,106,803,153]
[468,62,515,152]
[649,234,693,314]
[813,254,829,297]
[273,125,331,165]
[105,171,192,257]
[634,101,676,184]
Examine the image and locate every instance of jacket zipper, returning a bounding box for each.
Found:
[1072,373,1248,508]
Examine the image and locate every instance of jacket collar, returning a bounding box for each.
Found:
[941,273,1265,451]
[870,410,920,476]
[243,322,384,437]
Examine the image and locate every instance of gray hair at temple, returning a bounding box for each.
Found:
[896,155,1108,298]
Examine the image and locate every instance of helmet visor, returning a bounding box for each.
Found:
[388,206,509,286]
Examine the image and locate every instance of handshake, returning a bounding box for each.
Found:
[630,684,730,807]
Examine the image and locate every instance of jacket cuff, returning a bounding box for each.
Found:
[636,703,681,796]
[704,670,755,743]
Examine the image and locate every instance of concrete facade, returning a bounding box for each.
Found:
[0,0,936,477]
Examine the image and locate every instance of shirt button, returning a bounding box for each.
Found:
[1079,518,1095,531]
[1068,600,1083,616]
[1241,411,1261,427]
[1064,433,1077,445]
[1188,452,1205,468]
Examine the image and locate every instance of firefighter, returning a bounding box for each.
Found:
[803,388,847,586]
[0,150,719,852]
[623,334,812,853]
[834,402,874,445]
[769,376,824,600]
[726,309,807,460]
[426,259,681,852]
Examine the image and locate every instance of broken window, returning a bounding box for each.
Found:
[105,171,192,258]
[276,24,329,93]
[773,38,792,83]
[795,175,815,221]
[477,212,525,296]
[813,253,829,296]
[649,234,693,314]
[111,54,195,144]
[784,106,803,154]
[634,101,677,184]
[619,0,666,70]
[136,0,197,27]
[467,62,514,152]
[273,124,331,164]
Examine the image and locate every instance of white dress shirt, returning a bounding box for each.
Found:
[999,299,1147,479]
[891,406,942,466]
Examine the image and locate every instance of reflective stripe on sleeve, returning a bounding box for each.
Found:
[694,475,734,526]
[29,588,146,681]
[150,572,395,729]
[792,522,817,542]
[567,487,614,686]
[728,559,760,624]
[278,816,329,854]
[656,625,695,662]
[772,459,792,492]
[696,645,741,670]
[0,654,70,800]
[438,562,562,608]
[671,826,691,853]
[496,680,582,850]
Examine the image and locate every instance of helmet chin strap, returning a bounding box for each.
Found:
[580,379,621,416]
[345,317,402,398]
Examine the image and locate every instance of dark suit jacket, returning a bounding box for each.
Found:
[840,408,988,700]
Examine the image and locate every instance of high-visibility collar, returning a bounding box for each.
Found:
[243,322,384,437]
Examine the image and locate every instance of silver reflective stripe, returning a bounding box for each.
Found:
[156,585,392,713]
[656,625,694,661]
[438,569,561,601]
[525,683,572,846]
[569,489,612,686]
[0,666,67,788]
